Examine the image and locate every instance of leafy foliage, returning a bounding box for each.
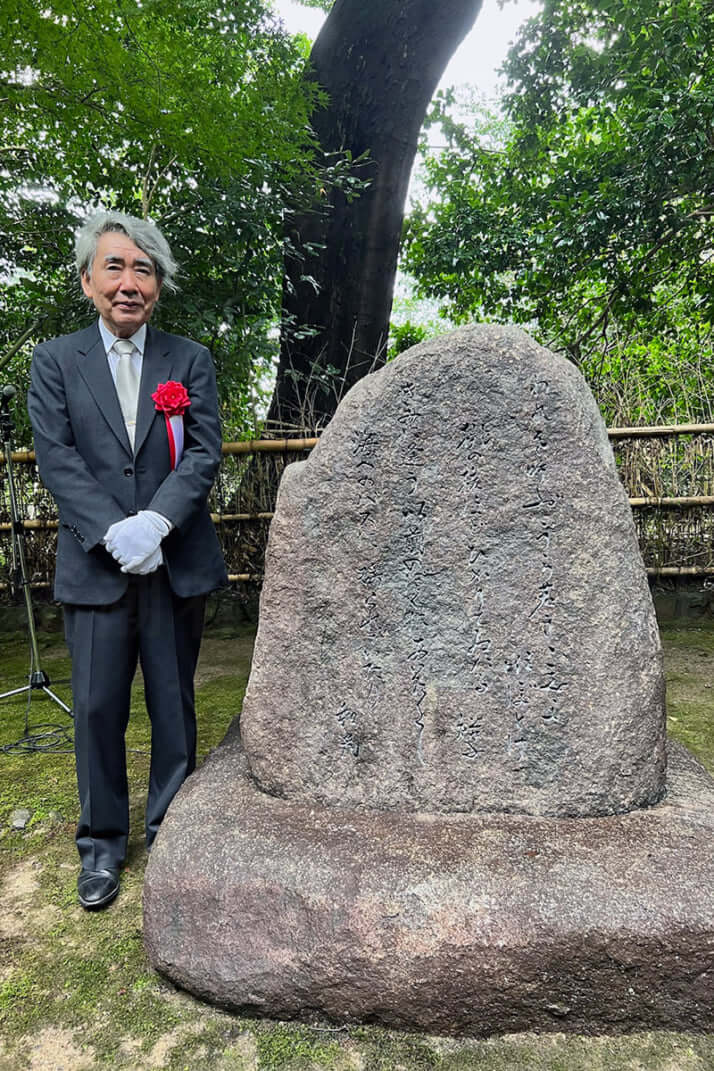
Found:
[403,89,515,322]
[388,320,428,358]
[0,0,329,441]
[402,1,714,422]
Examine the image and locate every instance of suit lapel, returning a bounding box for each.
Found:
[134,325,173,458]
[75,323,132,455]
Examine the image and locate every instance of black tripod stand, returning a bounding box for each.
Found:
[0,384,72,719]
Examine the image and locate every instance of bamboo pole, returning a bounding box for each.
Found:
[608,422,714,439]
[0,576,263,588]
[0,519,58,532]
[221,437,319,455]
[210,512,274,524]
[0,515,278,533]
[629,495,714,508]
[0,438,320,464]
[0,449,39,463]
[647,566,714,577]
[0,581,51,590]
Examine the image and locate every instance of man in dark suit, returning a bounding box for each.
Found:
[28,211,227,910]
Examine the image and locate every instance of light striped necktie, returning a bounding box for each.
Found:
[114,339,140,448]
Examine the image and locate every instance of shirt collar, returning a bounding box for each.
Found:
[98,319,147,357]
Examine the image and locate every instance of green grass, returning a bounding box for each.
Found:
[660,623,714,771]
[0,617,712,1070]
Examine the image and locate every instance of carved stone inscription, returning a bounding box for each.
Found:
[241,325,666,817]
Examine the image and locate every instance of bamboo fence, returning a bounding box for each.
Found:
[2,426,714,597]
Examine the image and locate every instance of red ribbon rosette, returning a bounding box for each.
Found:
[152,381,190,469]
[151,381,191,417]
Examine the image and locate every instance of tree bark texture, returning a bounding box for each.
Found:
[268,0,484,432]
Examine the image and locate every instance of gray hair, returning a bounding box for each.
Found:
[75,211,178,292]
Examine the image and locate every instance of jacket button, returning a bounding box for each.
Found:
[123,466,134,477]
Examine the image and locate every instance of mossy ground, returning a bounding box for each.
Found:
[0,616,712,1070]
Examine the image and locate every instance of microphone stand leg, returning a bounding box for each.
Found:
[41,685,73,716]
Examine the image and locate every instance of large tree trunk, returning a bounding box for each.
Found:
[267,0,483,432]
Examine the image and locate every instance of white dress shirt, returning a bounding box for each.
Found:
[98,319,146,385]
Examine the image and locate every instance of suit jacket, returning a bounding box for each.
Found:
[28,321,228,605]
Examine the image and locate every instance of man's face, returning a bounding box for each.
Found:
[81,230,162,338]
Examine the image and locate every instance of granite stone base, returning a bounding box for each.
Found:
[143,733,714,1037]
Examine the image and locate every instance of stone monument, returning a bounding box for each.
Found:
[144,325,714,1036]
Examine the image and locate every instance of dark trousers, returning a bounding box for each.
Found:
[64,568,206,870]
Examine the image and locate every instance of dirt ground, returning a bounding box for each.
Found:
[0,618,712,1071]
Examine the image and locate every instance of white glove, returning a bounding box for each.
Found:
[122,545,163,575]
[103,511,172,572]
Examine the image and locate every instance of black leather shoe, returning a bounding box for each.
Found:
[77,868,120,910]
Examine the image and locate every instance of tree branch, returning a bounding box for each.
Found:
[141,143,158,218]
[142,148,177,216]
[0,317,45,373]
